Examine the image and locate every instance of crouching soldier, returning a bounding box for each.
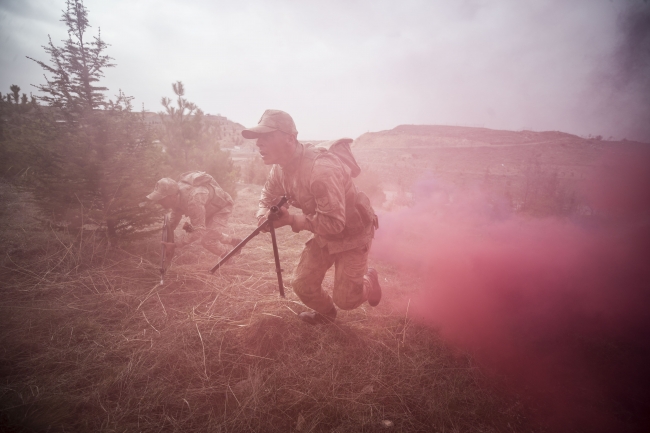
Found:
[146,171,240,264]
[242,109,381,325]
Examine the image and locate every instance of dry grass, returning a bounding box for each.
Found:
[0,183,530,432]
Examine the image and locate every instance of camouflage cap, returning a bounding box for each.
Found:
[241,109,298,139]
[146,178,179,201]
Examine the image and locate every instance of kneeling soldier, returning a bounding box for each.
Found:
[147,171,239,263]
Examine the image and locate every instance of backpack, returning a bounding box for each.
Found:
[311,138,361,178]
[178,171,234,210]
[179,171,215,188]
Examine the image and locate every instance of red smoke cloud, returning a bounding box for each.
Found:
[372,148,650,432]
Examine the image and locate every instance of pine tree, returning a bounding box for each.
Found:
[23,0,163,245]
[0,84,44,179]
[9,85,20,103]
[159,81,239,198]
[160,81,203,167]
[28,0,113,119]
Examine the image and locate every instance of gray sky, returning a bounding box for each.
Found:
[1,0,648,141]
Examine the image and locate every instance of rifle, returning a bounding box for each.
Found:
[210,196,288,297]
[160,213,169,285]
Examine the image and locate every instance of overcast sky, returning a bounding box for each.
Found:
[1,0,648,141]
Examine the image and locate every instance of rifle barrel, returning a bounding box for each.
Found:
[209,221,267,274]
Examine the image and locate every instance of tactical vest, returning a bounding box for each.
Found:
[286,140,377,241]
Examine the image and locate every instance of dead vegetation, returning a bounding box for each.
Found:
[0,183,529,432]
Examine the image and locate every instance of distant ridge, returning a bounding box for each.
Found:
[350,123,647,213]
[355,124,582,148]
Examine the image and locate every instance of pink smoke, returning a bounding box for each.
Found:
[372,147,650,432]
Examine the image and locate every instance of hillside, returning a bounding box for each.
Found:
[354,125,581,148]
[1,120,649,432]
[351,124,648,213]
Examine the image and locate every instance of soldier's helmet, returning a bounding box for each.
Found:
[146,178,179,201]
[241,109,298,139]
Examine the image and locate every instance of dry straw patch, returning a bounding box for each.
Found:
[0,183,528,432]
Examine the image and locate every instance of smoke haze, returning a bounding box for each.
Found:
[372,147,650,431]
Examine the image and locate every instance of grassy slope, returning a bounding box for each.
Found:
[0,182,530,433]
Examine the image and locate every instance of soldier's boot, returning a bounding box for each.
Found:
[299,306,337,325]
[365,268,382,307]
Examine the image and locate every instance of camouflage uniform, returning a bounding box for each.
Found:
[168,172,235,257]
[257,141,377,314]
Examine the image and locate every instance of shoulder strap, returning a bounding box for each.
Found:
[296,144,324,191]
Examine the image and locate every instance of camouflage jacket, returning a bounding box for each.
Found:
[170,172,234,247]
[258,140,375,254]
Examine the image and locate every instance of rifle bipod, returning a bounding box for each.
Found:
[209,196,288,297]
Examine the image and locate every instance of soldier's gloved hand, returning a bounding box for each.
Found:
[161,241,176,266]
[270,205,293,228]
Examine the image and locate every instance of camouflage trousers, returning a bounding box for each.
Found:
[292,238,372,314]
[201,212,233,257]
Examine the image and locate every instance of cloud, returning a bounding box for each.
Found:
[1,0,647,140]
[599,1,650,140]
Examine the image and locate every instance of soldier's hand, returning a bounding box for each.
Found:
[161,241,176,265]
[270,205,293,228]
[258,205,292,231]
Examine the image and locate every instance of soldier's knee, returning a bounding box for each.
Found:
[333,281,365,310]
[200,236,213,249]
[291,275,312,297]
[201,235,226,255]
[333,299,356,311]
[202,231,222,245]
